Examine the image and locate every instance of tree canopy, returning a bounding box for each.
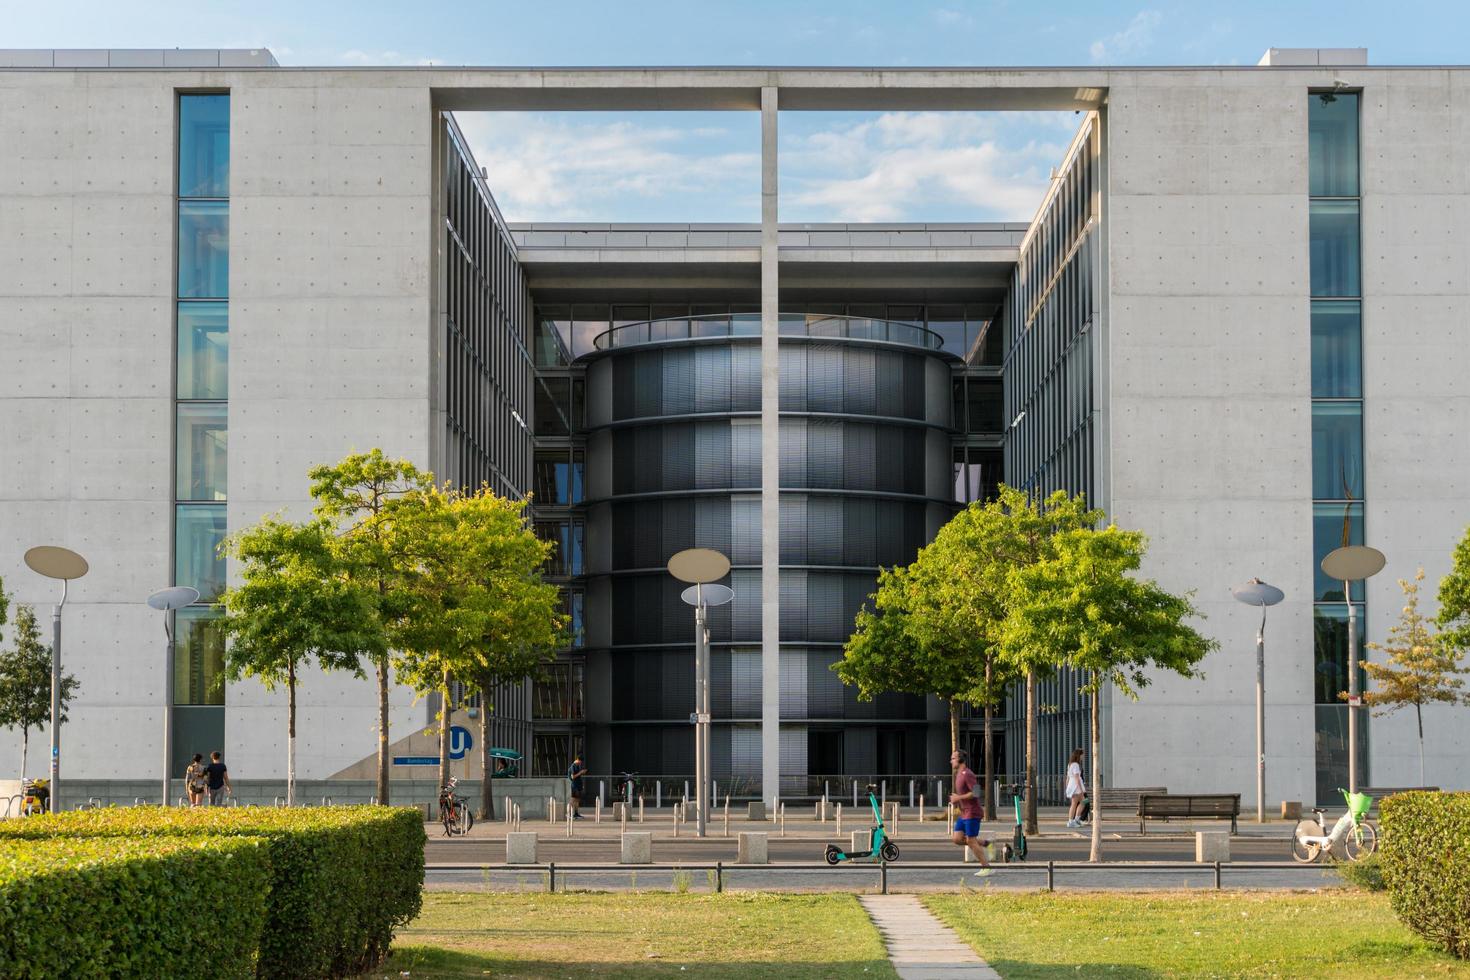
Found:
[0,603,79,780]
[1438,524,1470,654]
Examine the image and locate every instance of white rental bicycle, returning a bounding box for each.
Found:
[1291,789,1377,863]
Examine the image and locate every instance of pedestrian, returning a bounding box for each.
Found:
[185,753,208,807]
[1065,748,1088,828]
[205,750,232,806]
[566,755,587,820]
[948,749,993,877]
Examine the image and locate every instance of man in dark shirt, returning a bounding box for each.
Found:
[205,750,232,806]
[949,749,993,875]
[566,755,587,820]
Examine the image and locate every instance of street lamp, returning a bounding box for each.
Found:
[23,546,89,814]
[1231,578,1284,824]
[668,548,731,838]
[1321,544,1386,795]
[147,586,200,806]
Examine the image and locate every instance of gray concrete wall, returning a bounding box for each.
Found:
[1103,68,1470,801]
[1358,70,1470,789]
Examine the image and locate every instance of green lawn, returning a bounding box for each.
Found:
[925,891,1470,979]
[372,892,897,978]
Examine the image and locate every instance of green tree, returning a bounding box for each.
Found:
[1439,523,1470,653]
[1360,570,1469,786]
[217,517,379,804]
[0,604,79,780]
[389,485,565,818]
[309,449,434,806]
[1004,525,1214,862]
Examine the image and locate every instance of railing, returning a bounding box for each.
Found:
[592,313,945,352]
[571,773,1073,808]
[431,861,1340,895]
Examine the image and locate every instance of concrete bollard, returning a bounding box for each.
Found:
[884,802,898,826]
[815,800,832,821]
[850,830,872,855]
[737,831,769,864]
[1195,831,1230,863]
[1281,801,1301,820]
[506,831,538,864]
[747,800,766,821]
[620,831,652,864]
[612,801,627,821]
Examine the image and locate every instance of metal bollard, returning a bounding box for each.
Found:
[1046,860,1055,892]
[909,780,915,809]
[853,781,859,807]
[723,795,730,837]
[836,802,843,837]
[656,781,662,809]
[548,861,556,894]
[567,804,573,839]
[639,796,645,823]
[779,803,786,837]
[881,781,886,808]
[716,860,724,893]
[595,797,602,823]
[1214,860,1222,890]
[919,799,925,824]
[599,780,606,807]
[880,861,889,895]
[684,780,689,802]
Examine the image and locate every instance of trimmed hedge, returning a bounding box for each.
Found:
[0,836,271,978]
[0,806,425,978]
[1380,791,1470,959]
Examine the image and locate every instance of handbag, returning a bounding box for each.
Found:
[1079,797,1092,822]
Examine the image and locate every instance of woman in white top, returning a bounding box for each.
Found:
[1064,748,1087,828]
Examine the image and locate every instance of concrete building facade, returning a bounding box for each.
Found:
[1,49,1468,807]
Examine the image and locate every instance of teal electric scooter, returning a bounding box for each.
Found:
[824,785,900,864]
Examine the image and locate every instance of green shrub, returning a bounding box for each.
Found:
[1335,852,1386,891]
[0,806,425,978]
[0,836,270,979]
[1380,791,1470,959]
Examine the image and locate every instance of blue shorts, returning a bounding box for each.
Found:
[953,817,982,839]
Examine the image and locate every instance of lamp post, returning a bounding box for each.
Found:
[1231,578,1284,824]
[1321,545,1386,795]
[147,586,200,806]
[668,548,732,838]
[23,546,89,814]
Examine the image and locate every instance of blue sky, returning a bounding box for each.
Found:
[11,1,1464,222]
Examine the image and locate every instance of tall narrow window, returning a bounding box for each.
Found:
[173,94,229,754]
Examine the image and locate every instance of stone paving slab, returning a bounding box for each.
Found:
[860,894,1000,980]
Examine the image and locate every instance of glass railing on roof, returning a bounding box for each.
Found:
[591,313,945,352]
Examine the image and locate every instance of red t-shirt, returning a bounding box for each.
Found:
[955,767,983,819]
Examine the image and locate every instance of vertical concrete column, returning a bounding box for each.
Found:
[759,85,781,806]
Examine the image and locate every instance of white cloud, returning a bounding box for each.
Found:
[783,112,1067,223]
[453,113,759,222]
[1089,10,1162,64]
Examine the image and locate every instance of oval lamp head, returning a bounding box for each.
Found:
[1320,545,1386,582]
[681,583,734,608]
[148,586,201,611]
[24,545,89,581]
[667,547,731,584]
[1231,578,1284,607]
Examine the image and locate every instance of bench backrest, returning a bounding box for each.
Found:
[1098,787,1167,806]
[1138,794,1240,817]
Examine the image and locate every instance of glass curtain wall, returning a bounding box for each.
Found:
[172,93,230,768]
[1308,91,1368,802]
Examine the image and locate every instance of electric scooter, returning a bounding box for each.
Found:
[824,785,899,864]
[1009,793,1027,861]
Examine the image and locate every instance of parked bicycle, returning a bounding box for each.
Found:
[1291,789,1377,863]
[438,777,473,837]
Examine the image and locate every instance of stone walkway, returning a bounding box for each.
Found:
[859,894,1001,979]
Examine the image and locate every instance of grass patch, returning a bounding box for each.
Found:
[373,892,897,978]
[925,891,1470,978]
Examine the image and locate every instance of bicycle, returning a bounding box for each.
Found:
[1291,788,1377,863]
[438,777,474,837]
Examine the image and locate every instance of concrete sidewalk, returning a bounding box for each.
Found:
[861,895,1000,979]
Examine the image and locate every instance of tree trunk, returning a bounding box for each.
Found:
[376,658,391,805]
[480,689,496,820]
[1416,703,1426,787]
[437,669,452,793]
[286,661,297,807]
[21,727,28,781]
[983,700,995,822]
[1089,681,1103,863]
[1024,671,1038,834]
[948,699,960,754]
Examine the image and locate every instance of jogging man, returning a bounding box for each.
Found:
[566,755,587,820]
[949,749,993,876]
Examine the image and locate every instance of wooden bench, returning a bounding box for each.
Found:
[1097,787,1167,811]
[1137,794,1240,835]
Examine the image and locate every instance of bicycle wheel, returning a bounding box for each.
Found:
[1290,819,1323,863]
[1345,819,1378,860]
[455,801,474,835]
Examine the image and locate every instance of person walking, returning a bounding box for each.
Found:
[184,753,208,807]
[566,755,587,820]
[205,750,232,806]
[948,749,993,877]
[1065,748,1088,828]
